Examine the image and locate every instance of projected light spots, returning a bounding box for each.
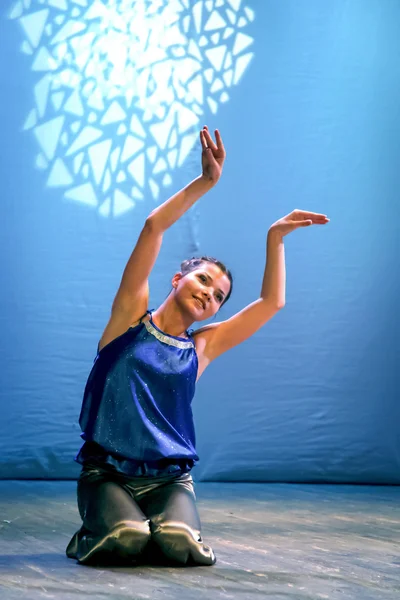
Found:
[9,0,255,218]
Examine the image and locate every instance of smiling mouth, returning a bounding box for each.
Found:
[193,296,205,310]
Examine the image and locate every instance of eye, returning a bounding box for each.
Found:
[198,274,207,282]
[216,294,223,303]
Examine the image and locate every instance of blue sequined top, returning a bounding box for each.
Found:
[75,311,199,477]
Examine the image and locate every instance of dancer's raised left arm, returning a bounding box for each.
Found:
[194,210,329,362]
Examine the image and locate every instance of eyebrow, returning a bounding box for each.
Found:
[201,272,226,297]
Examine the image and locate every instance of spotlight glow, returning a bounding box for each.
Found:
[9,0,255,217]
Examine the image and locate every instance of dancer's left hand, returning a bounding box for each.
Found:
[269,209,330,237]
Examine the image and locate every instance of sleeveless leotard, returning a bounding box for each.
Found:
[75,311,199,477]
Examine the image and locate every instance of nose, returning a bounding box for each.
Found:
[202,289,211,302]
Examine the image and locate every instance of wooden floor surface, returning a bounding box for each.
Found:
[0,481,399,599]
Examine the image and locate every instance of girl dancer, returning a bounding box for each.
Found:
[67,126,329,566]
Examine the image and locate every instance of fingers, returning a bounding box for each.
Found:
[215,129,225,154]
[202,126,218,152]
[310,216,330,223]
[294,209,329,220]
[291,210,329,226]
[199,129,208,151]
[287,219,311,227]
[201,126,226,156]
[292,218,328,228]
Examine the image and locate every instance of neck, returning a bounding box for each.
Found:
[151,299,193,338]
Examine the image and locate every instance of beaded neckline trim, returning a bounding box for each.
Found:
[144,319,194,349]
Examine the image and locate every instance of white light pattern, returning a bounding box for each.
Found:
[9,0,255,218]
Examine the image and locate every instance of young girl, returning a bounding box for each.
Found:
[66,126,329,567]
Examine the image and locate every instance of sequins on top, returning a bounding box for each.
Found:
[75,311,199,477]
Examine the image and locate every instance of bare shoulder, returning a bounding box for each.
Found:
[98,309,149,353]
[192,323,221,381]
[97,285,149,352]
[191,299,281,378]
[192,322,220,346]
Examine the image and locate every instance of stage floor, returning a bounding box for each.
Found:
[0,481,399,600]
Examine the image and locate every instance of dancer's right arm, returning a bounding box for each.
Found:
[112,174,215,320]
[98,127,225,351]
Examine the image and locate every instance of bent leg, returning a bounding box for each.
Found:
[66,468,151,565]
[139,474,216,566]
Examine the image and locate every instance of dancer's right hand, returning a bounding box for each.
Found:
[200,126,226,184]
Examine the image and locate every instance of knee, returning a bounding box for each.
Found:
[110,519,151,558]
[153,521,202,542]
[152,522,204,564]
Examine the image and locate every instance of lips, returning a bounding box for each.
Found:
[192,295,205,310]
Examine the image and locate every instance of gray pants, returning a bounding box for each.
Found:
[66,464,216,566]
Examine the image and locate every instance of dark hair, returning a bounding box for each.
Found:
[180,256,233,306]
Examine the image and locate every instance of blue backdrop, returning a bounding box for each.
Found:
[1,0,399,482]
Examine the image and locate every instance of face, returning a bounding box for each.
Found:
[172,263,231,321]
